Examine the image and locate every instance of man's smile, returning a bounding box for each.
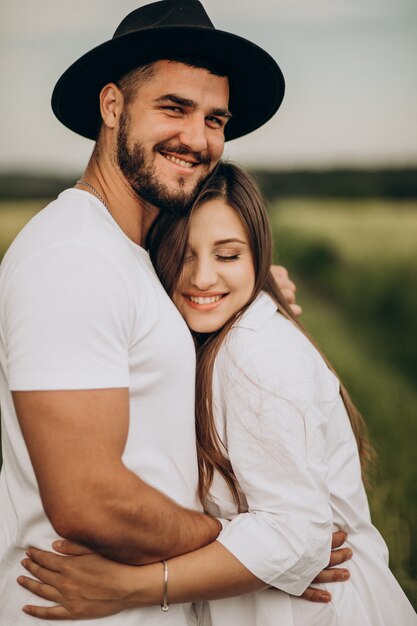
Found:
[159,150,200,171]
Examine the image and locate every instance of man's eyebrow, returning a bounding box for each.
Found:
[154,94,232,119]
[210,107,233,120]
[155,93,195,107]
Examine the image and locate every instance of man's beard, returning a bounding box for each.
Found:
[116,111,211,216]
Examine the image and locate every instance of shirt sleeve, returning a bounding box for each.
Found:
[215,326,337,595]
[5,243,133,390]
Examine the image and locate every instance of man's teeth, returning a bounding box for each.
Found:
[164,154,194,168]
[189,295,223,305]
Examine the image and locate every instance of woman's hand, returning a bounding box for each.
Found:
[270,265,302,316]
[17,543,153,620]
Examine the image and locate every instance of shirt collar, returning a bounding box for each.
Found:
[234,291,278,332]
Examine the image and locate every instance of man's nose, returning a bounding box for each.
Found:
[178,114,208,155]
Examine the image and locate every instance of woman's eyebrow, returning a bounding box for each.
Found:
[213,238,247,245]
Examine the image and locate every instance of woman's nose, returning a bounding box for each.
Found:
[190,259,217,290]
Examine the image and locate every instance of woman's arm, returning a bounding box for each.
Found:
[17,541,265,620]
[18,532,350,620]
[211,320,340,595]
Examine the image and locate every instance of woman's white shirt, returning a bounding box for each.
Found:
[205,292,416,626]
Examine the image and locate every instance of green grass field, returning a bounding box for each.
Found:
[1,198,416,607]
[271,199,417,261]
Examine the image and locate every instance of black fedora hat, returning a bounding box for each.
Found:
[52,0,285,142]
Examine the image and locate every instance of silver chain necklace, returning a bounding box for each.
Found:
[76,179,110,212]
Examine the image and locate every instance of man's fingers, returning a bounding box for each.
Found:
[280,287,296,304]
[312,567,350,584]
[331,530,347,549]
[52,539,93,556]
[289,303,302,317]
[271,264,288,280]
[300,587,331,603]
[18,575,62,603]
[270,264,301,314]
[21,556,61,585]
[328,547,353,568]
[23,604,71,621]
[26,547,68,572]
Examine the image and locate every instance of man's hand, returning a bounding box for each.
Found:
[300,531,352,602]
[270,265,302,316]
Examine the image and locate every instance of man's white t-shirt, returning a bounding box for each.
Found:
[0,189,201,625]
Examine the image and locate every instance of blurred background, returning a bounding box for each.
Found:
[1,0,416,607]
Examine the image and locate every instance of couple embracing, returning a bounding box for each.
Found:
[0,1,415,625]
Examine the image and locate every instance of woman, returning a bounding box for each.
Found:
[18,163,416,624]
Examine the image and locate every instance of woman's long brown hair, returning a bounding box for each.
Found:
[148,162,374,508]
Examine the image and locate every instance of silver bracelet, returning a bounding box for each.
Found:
[161,560,169,612]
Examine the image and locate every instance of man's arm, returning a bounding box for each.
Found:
[13,388,220,565]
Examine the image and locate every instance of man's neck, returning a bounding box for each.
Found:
[77,159,159,248]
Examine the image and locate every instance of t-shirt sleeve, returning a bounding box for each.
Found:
[215,328,337,595]
[5,243,133,390]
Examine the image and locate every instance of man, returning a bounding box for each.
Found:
[0,2,348,624]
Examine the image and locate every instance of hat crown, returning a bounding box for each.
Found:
[113,0,214,38]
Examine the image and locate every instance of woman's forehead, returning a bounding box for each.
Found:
[188,200,247,242]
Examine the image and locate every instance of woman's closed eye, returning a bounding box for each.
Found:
[215,245,249,261]
[216,254,240,262]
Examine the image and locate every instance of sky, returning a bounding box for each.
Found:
[1,0,416,172]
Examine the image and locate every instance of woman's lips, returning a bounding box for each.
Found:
[182,293,227,311]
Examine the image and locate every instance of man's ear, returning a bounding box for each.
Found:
[99,83,124,129]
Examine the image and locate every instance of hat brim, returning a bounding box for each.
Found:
[52,25,285,142]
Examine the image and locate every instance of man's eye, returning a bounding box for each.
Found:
[162,106,183,114]
[206,116,223,127]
